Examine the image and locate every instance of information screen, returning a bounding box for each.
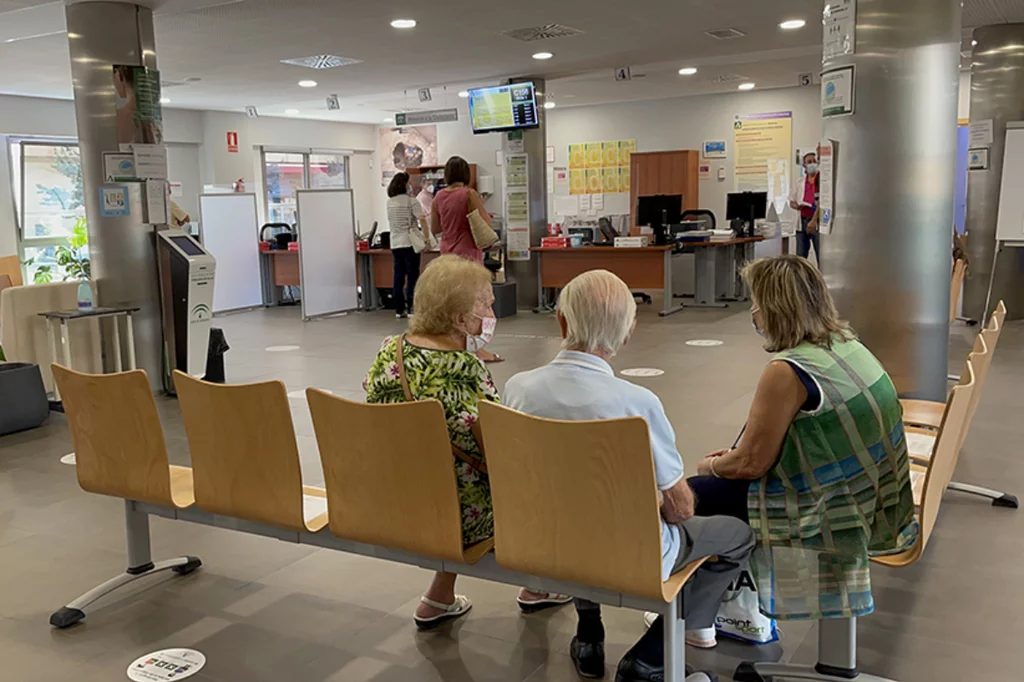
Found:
[468,83,539,134]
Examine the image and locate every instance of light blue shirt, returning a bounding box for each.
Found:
[504,350,684,580]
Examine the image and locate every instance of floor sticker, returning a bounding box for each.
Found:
[620,368,665,377]
[60,453,76,465]
[686,339,724,347]
[265,345,300,352]
[127,648,205,681]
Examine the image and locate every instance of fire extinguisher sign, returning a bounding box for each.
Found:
[226,131,239,153]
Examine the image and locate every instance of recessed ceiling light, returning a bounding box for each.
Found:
[678,67,698,76]
[298,80,317,88]
[738,82,756,90]
[532,52,554,60]
[285,109,300,116]
[160,97,170,104]
[383,117,394,123]
[972,39,978,46]
[544,101,556,109]
[458,91,469,98]
[779,19,806,30]
[391,19,416,29]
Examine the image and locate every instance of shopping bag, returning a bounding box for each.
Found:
[714,569,779,644]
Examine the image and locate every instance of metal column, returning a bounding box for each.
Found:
[65,2,163,387]
[963,24,1024,321]
[820,0,961,401]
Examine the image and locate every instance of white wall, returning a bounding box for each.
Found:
[545,86,823,223]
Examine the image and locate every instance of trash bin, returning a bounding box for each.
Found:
[203,328,229,384]
[0,362,49,435]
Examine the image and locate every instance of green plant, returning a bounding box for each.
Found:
[26,218,90,284]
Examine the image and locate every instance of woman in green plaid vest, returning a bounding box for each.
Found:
[693,255,917,620]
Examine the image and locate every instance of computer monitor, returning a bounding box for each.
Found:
[726,192,768,223]
[636,194,682,245]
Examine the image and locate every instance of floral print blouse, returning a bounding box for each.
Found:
[363,335,499,546]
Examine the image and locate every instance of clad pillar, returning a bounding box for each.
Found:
[962,24,1024,321]
[65,1,164,386]
[820,0,961,400]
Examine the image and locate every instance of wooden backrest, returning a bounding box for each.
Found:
[306,390,467,561]
[52,365,174,505]
[173,371,306,531]
[918,359,976,551]
[993,300,1007,328]
[0,255,23,288]
[950,259,967,324]
[956,333,989,452]
[479,403,666,602]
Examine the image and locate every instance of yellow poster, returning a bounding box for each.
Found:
[618,165,631,193]
[618,139,636,166]
[733,111,793,208]
[586,169,602,194]
[569,144,586,170]
[602,142,619,167]
[602,167,619,193]
[570,170,587,195]
[586,143,603,168]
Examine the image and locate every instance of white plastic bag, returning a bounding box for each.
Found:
[714,569,779,644]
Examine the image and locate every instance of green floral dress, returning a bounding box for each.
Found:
[363,335,498,546]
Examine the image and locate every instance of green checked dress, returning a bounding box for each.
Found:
[363,336,497,547]
[748,337,919,620]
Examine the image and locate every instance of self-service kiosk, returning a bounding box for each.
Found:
[156,229,216,393]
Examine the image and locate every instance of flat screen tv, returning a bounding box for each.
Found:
[467,82,540,134]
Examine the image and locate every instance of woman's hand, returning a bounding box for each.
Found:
[696,449,727,477]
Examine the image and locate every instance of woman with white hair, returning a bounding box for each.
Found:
[364,255,569,629]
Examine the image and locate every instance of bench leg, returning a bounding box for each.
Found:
[946,481,1019,508]
[734,618,898,681]
[49,501,201,629]
[663,594,714,682]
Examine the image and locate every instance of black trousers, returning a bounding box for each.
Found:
[392,247,420,315]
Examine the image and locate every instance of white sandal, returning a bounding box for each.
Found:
[643,612,718,649]
[517,591,573,613]
[414,594,472,630]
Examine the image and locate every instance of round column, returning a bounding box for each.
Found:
[962,24,1024,322]
[65,2,163,387]
[820,0,961,400]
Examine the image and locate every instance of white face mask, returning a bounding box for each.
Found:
[805,163,818,175]
[465,315,496,352]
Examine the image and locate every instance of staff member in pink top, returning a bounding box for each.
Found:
[788,151,820,265]
[431,155,503,363]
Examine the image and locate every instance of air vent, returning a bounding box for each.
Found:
[705,28,746,40]
[501,24,584,42]
[710,74,745,84]
[160,80,186,88]
[280,55,363,70]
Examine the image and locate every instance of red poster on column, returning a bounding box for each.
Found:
[226,131,239,153]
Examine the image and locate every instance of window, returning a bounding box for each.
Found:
[9,139,90,283]
[261,149,349,225]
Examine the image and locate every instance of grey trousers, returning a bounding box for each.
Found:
[576,514,756,630]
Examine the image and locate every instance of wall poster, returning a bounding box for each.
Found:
[113,65,163,149]
[378,125,438,186]
[733,111,793,213]
[565,139,635,194]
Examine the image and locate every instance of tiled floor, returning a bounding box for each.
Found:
[1,300,1022,681]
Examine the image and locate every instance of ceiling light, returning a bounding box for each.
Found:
[972,39,978,46]
[298,80,317,88]
[160,97,171,104]
[738,82,756,90]
[779,19,806,30]
[383,117,394,124]
[391,19,416,29]
[678,67,698,76]
[532,52,554,60]
[544,101,556,109]
[458,91,469,98]
[285,109,300,116]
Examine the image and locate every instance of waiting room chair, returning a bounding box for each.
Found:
[173,371,328,533]
[48,366,200,628]
[734,360,977,682]
[478,403,710,682]
[306,390,493,564]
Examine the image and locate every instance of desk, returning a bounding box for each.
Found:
[684,237,764,308]
[357,249,442,311]
[39,306,139,400]
[260,249,300,306]
[531,246,679,316]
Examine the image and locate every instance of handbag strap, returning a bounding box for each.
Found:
[395,335,489,476]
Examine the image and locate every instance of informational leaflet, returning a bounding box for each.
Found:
[592,194,604,211]
[969,119,994,147]
[823,0,856,60]
[131,143,168,180]
[818,140,836,235]
[504,154,528,188]
[145,179,169,225]
[579,195,591,212]
[506,190,529,224]
[821,66,855,117]
[733,111,793,210]
[507,225,530,260]
[553,166,570,195]
[554,195,578,217]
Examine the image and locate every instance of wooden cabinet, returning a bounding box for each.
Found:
[630,150,700,232]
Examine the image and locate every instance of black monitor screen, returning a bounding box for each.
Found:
[636,195,683,227]
[170,235,205,257]
[726,192,769,222]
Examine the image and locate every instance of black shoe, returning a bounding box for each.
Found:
[570,636,606,679]
[614,651,715,682]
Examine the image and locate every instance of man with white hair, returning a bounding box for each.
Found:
[504,270,754,682]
